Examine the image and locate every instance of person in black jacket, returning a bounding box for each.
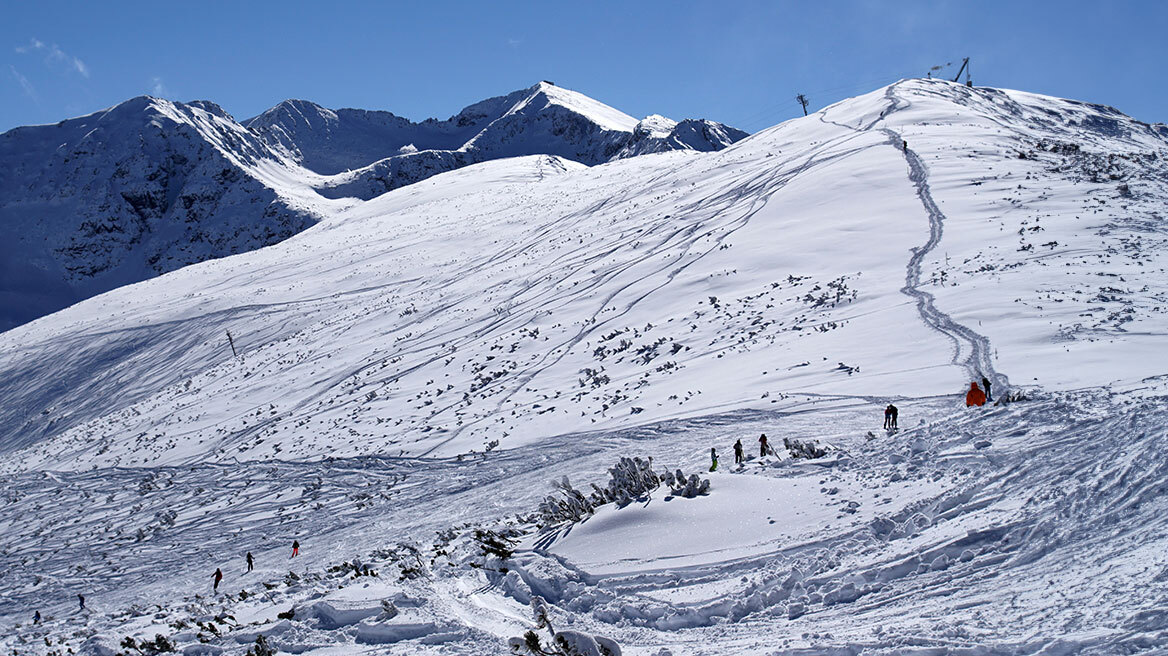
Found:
[981,376,993,402]
[246,552,254,572]
[733,439,744,464]
[884,404,898,430]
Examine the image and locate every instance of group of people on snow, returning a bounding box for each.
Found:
[711,377,997,472]
[41,541,301,623]
[711,434,774,470]
[210,542,297,593]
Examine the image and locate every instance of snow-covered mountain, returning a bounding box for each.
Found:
[3,79,1168,654]
[0,97,338,331]
[251,82,747,200]
[0,83,746,331]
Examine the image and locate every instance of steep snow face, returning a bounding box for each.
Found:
[0,97,336,332]
[2,79,1165,474]
[266,82,748,200]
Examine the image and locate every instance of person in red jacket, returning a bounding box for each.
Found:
[966,382,987,407]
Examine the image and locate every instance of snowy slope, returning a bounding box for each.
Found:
[3,79,1168,654]
[3,79,1167,471]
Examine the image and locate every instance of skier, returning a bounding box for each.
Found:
[884,404,898,430]
[709,448,719,472]
[981,375,993,402]
[733,439,744,464]
[213,567,223,593]
[78,594,85,611]
[33,610,40,624]
[902,138,909,152]
[759,433,770,457]
[246,552,254,573]
[966,382,987,407]
[291,540,300,558]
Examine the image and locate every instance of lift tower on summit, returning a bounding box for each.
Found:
[953,57,972,87]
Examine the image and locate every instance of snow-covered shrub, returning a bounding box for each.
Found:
[662,469,710,498]
[554,631,622,656]
[998,389,1029,404]
[369,542,428,580]
[245,635,276,656]
[591,457,659,507]
[509,595,621,656]
[783,437,826,459]
[120,634,175,655]
[539,477,597,525]
[473,528,518,560]
[540,457,705,525]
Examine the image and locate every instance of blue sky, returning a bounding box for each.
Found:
[3,0,1166,133]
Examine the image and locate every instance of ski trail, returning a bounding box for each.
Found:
[887,125,1008,391]
[820,83,1008,391]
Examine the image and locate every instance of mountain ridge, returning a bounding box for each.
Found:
[0,82,747,331]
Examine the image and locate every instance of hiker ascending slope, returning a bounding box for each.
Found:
[966,382,987,407]
[78,594,85,611]
[733,439,744,464]
[291,540,300,558]
[213,567,223,592]
[759,433,770,457]
[709,448,719,472]
[246,552,254,573]
[981,375,993,402]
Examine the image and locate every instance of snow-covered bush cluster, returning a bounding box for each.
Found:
[662,469,710,498]
[593,457,660,506]
[784,437,826,459]
[538,457,708,525]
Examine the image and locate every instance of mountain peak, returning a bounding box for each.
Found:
[512,81,639,132]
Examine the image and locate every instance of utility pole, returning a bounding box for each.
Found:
[795,94,810,116]
[226,330,238,359]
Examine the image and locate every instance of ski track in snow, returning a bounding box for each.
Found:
[822,82,1008,391]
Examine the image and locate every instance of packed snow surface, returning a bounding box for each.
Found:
[2,79,1168,654]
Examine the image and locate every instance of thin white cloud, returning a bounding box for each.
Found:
[15,38,44,54]
[15,38,89,77]
[9,65,37,101]
[46,43,89,77]
[150,76,168,97]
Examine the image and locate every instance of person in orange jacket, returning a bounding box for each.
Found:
[966,382,987,407]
